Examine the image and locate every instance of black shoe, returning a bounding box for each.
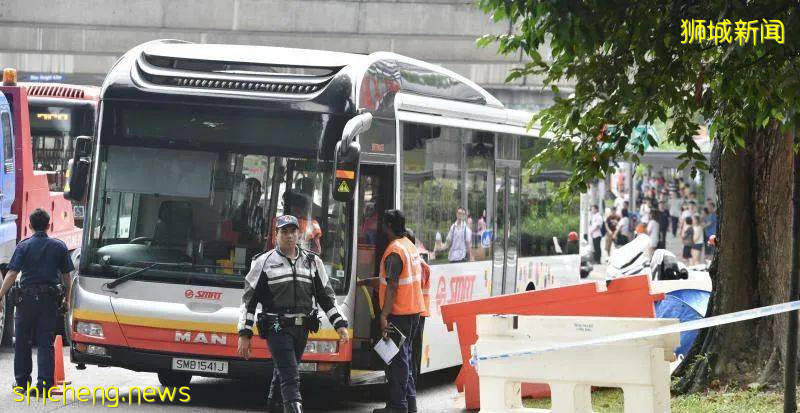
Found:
[372,407,408,413]
[283,401,303,413]
[408,398,418,413]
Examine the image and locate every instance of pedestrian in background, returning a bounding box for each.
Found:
[589,205,603,264]
[646,209,660,256]
[657,201,669,249]
[603,206,620,260]
[681,216,694,264]
[668,191,682,237]
[691,214,705,265]
[615,209,632,247]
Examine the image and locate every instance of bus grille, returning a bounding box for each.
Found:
[135,51,336,96]
[26,85,85,99]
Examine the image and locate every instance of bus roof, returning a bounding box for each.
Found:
[102,39,503,114]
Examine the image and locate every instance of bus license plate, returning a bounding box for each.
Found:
[172,358,228,374]
[298,362,317,372]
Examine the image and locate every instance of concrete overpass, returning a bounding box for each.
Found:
[0,0,563,110]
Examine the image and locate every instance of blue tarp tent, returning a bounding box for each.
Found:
[655,289,710,358]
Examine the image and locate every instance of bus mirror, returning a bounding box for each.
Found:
[332,113,371,202]
[332,139,360,202]
[64,135,92,201]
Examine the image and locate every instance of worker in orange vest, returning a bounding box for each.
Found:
[358,209,424,413]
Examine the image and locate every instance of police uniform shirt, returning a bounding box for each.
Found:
[8,231,74,287]
[237,247,347,337]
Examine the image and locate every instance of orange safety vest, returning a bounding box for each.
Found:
[379,237,425,315]
[419,260,431,317]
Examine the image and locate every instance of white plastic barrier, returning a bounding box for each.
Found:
[474,315,680,413]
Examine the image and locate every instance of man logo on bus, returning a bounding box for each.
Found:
[175,331,227,345]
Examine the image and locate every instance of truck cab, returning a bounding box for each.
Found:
[0,68,82,345]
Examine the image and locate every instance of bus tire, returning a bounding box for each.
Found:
[0,292,13,346]
[157,371,192,387]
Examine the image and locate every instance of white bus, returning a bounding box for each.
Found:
[67,40,580,387]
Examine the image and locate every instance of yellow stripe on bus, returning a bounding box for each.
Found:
[71,308,350,339]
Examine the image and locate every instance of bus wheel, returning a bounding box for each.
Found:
[0,293,13,346]
[157,371,192,387]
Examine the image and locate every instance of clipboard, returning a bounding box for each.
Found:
[373,323,406,364]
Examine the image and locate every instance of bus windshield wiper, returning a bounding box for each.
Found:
[103,261,193,292]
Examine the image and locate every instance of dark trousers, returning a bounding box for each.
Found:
[670,216,679,236]
[14,291,58,388]
[592,236,602,263]
[266,325,309,404]
[387,314,419,409]
[410,317,426,387]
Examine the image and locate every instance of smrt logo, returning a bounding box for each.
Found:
[184,290,222,300]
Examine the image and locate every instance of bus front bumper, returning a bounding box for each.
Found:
[70,343,346,379]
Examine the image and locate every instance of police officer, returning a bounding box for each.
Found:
[359,209,425,413]
[236,215,349,413]
[0,208,74,394]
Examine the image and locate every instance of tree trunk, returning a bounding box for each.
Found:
[675,125,794,392]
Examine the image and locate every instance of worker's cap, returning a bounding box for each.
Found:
[276,215,299,229]
[568,231,579,242]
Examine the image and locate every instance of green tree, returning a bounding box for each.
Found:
[477,0,800,391]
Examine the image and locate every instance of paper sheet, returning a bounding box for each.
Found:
[374,337,400,364]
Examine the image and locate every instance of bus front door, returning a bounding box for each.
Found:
[351,164,394,370]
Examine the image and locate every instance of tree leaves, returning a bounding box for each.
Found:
[478,0,800,194]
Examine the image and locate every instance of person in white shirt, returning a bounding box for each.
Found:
[639,202,651,224]
[679,201,696,238]
[443,207,473,263]
[668,192,682,237]
[691,214,705,265]
[588,205,603,264]
[646,209,660,257]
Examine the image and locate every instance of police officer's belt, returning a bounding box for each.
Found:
[268,313,306,327]
[21,284,61,294]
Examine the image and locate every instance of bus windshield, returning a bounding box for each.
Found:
[29,102,95,192]
[84,106,350,292]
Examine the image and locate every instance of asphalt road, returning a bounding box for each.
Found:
[0,346,467,412]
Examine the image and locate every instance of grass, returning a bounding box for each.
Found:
[523,388,785,412]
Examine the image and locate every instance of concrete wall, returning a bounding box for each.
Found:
[0,0,551,93]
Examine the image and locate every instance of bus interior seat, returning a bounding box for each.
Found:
[152,201,194,248]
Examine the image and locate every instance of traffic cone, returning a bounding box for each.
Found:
[50,335,70,395]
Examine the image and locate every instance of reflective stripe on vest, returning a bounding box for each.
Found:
[379,237,425,315]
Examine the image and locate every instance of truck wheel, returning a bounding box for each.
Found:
[157,371,192,387]
[0,293,13,346]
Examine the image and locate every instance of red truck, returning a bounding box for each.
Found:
[0,68,97,345]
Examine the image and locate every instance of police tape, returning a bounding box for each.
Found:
[470,299,800,365]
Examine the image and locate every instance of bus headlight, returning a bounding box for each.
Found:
[305,340,338,354]
[75,321,104,338]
